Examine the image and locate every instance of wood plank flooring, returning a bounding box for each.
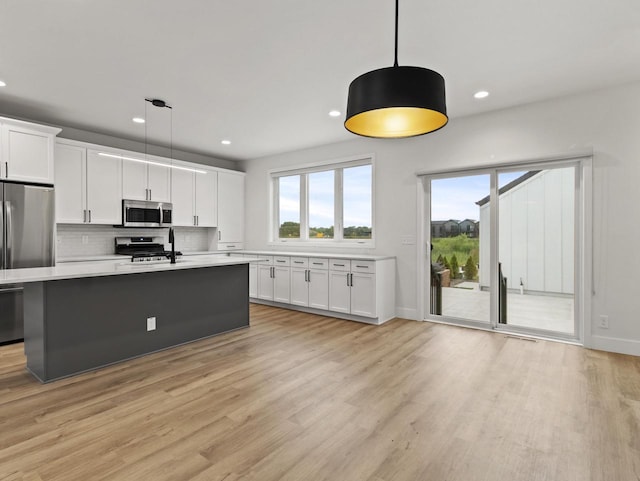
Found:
[0,304,639,480]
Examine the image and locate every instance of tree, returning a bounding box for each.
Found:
[442,256,451,273]
[464,256,478,280]
[436,254,444,264]
[450,254,459,279]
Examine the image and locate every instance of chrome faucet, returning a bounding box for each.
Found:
[168,227,176,264]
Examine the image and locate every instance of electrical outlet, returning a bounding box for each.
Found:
[598,315,609,329]
[81,235,89,245]
[147,317,156,331]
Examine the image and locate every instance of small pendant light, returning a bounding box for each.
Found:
[345,0,448,138]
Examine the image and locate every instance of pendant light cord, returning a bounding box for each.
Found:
[394,0,399,67]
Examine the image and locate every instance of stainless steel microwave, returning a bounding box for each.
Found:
[122,199,172,228]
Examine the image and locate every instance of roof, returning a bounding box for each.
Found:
[475,171,541,206]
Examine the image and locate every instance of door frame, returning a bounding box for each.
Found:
[416,153,593,345]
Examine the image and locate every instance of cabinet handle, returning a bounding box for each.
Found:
[5,162,8,178]
[350,273,354,286]
[276,260,286,263]
[271,266,275,278]
[355,265,368,268]
[307,270,311,283]
[227,245,236,248]
[218,230,221,241]
[347,273,350,287]
[312,262,323,265]
[196,215,199,226]
[83,209,86,223]
[294,261,303,264]
[334,263,345,267]
[149,188,152,200]
[88,210,92,223]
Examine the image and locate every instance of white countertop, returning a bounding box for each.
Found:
[239,250,395,261]
[0,255,265,286]
[56,251,226,263]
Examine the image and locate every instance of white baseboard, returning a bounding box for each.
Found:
[395,307,418,321]
[589,335,640,357]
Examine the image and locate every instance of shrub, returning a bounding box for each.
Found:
[464,256,478,280]
[450,255,459,279]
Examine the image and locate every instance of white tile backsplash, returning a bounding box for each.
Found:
[56,224,211,258]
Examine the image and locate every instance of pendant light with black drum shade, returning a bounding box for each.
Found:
[345,0,448,138]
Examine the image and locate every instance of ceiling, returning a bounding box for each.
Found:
[1,0,639,162]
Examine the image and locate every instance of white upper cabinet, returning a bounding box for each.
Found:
[171,167,217,227]
[217,171,245,243]
[86,149,122,224]
[122,155,171,202]
[54,142,87,223]
[195,170,217,227]
[171,168,195,226]
[147,161,171,202]
[54,143,122,225]
[1,118,60,184]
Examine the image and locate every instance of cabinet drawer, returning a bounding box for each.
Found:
[274,256,291,266]
[290,257,308,268]
[351,260,376,273]
[219,242,244,251]
[329,259,351,271]
[308,258,329,270]
[256,255,274,265]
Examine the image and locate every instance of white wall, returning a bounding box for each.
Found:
[242,80,640,356]
[479,169,574,294]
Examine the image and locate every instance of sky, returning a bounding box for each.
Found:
[431,171,525,221]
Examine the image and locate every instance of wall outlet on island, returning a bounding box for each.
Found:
[147,317,156,331]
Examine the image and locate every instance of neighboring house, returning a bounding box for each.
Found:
[458,219,479,238]
[432,219,477,238]
[477,170,574,295]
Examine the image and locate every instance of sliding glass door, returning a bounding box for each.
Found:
[429,173,490,324]
[425,160,582,340]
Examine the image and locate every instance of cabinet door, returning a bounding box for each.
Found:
[86,149,122,224]
[290,267,308,307]
[194,170,217,227]
[249,264,258,298]
[54,143,86,224]
[122,159,148,201]
[147,162,171,202]
[350,272,376,318]
[257,265,274,300]
[273,266,291,304]
[171,169,195,226]
[308,269,329,310]
[218,171,245,242]
[2,124,54,183]
[329,270,351,314]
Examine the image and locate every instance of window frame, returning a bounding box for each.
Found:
[270,155,375,247]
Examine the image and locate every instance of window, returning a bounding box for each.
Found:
[273,158,373,244]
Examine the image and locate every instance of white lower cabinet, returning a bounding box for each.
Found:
[248,253,395,324]
[328,260,377,318]
[249,263,258,298]
[256,256,290,303]
[290,257,329,310]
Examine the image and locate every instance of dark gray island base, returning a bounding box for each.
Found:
[24,264,249,382]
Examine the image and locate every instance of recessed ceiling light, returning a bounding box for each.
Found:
[474,91,489,99]
[132,117,145,123]
[0,80,6,87]
[329,110,341,117]
[221,140,231,145]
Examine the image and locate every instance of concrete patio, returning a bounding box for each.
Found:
[438,283,575,334]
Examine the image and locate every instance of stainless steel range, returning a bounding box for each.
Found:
[115,236,182,262]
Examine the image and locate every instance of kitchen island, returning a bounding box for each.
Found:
[1,255,261,382]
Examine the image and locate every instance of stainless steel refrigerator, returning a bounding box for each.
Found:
[0,181,55,344]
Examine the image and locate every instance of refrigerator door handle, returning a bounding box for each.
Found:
[5,201,12,268]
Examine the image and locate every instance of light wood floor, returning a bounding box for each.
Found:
[1,304,639,481]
